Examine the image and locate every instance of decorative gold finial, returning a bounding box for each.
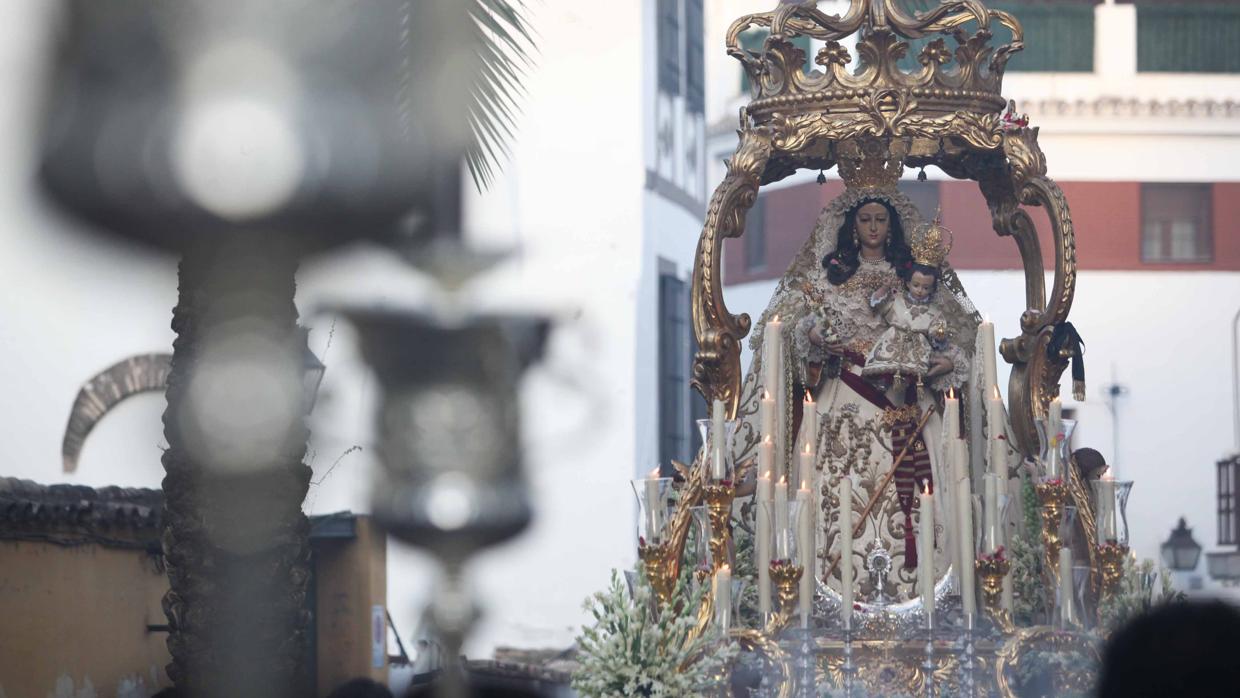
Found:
[911,211,953,268]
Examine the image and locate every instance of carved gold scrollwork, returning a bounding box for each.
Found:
[691,129,770,416]
[973,126,1076,453]
[994,627,1100,698]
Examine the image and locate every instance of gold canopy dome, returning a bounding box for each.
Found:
[728,0,1024,122]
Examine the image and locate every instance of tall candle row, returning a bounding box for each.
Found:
[980,320,1012,613]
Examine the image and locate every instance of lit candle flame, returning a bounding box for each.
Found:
[991,385,1002,400]
[1101,467,1114,482]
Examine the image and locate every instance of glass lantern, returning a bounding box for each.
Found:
[696,417,740,483]
[690,505,713,584]
[1035,417,1078,481]
[631,476,674,547]
[1091,476,1134,547]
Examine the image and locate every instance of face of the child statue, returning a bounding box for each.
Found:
[907,270,936,301]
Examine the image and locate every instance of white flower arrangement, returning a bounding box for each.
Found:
[573,565,736,697]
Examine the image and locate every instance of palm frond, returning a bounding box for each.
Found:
[468,0,536,191]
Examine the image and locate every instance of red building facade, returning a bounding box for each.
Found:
[724,179,1240,284]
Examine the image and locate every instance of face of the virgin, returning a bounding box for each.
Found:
[854,202,890,252]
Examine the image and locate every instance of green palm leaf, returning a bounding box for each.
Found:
[468,0,536,191]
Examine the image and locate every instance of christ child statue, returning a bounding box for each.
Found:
[861,218,953,392]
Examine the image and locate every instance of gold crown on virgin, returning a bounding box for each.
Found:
[911,212,953,268]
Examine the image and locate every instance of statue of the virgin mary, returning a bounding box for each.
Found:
[733,183,984,608]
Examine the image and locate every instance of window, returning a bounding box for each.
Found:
[1141,184,1213,263]
[746,195,767,272]
[685,0,704,114]
[989,1,1096,72]
[659,270,693,468]
[1137,3,1240,73]
[890,1,1094,73]
[1220,456,1239,546]
[657,0,681,96]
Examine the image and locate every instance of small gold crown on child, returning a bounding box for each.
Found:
[911,211,954,268]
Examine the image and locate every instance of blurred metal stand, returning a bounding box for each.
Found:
[37,1,494,695]
[341,292,550,698]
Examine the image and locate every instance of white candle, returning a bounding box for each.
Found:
[952,439,969,496]
[756,469,773,620]
[1097,471,1117,543]
[802,393,819,454]
[644,471,662,544]
[988,387,1008,487]
[1047,397,1063,479]
[919,484,935,623]
[715,565,732,631]
[764,317,785,484]
[980,318,997,393]
[951,439,968,582]
[711,399,726,480]
[797,480,814,628]
[944,390,960,442]
[764,317,783,398]
[840,476,854,625]
[760,392,779,482]
[774,478,790,559]
[1058,547,1073,627]
[957,476,976,619]
[984,473,999,554]
[798,444,815,502]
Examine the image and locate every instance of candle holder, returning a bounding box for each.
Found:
[1035,478,1071,557]
[690,506,713,588]
[1096,542,1129,598]
[769,559,803,619]
[1035,417,1077,480]
[638,540,677,607]
[975,553,1010,616]
[768,498,804,627]
[702,482,736,571]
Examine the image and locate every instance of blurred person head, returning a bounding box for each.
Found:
[327,678,394,698]
[1074,447,1108,481]
[1098,600,1240,698]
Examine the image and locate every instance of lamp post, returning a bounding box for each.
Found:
[1160,518,1202,572]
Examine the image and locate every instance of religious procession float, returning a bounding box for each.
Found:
[573,1,1171,696]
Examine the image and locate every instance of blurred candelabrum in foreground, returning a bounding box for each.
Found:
[338,246,550,698]
[37,1,534,695]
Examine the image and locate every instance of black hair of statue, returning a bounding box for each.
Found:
[822,197,913,285]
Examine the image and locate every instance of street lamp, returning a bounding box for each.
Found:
[1160,517,1202,572]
